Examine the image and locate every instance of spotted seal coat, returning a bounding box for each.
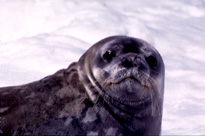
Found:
[0,36,165,136]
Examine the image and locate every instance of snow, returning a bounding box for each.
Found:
[1,0,205,135]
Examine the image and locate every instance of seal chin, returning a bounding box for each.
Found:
[102,74,155,117]
[106,78,149,97]
[104,90,153,117]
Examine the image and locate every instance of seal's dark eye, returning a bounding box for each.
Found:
[103,50,115,62]
[146,55,158,69]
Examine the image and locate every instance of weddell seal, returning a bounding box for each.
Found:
[0,36,165,136]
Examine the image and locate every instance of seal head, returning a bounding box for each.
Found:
[78,35,165,135]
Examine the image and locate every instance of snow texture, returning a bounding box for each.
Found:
[1,0,205,135]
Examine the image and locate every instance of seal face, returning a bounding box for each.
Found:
[78,36,165,135]
[0,36,164,136]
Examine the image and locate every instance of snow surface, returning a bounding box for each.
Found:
[1,0,205,135]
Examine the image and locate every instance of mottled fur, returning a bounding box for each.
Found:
[0,36,164,136]
[0,63,121,135]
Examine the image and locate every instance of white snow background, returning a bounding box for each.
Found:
[1,0,205,135]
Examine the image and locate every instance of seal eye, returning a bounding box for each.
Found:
[146,55,158,69]
[103,50,115,62]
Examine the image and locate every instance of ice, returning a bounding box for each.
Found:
[1,0,205,134]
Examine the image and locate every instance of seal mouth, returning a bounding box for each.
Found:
[107,76,150,89]
[104,71,153,100]
[106,68,152,88]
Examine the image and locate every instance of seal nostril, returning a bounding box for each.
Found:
[122,59,133,68]
[121,56,136,68]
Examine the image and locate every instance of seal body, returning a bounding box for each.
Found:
[0,36,165,136]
